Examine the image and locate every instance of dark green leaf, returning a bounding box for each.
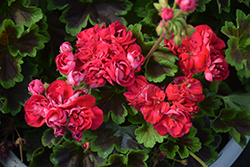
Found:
[133,0,153,18]
[135,123,166,148]
[127,23,155,55]
[197,89,223,118]
[50,140,85,167]
[0,57,37,115]
[127,150,148,167]
[217,0,231,13]
[0,19,45,88]
[145,51,178,82]
[238,0,250,6]
[196,0,212,12]
[22,127,46,162]
[29,147,54,167]
[160,127,202,159]
[211,108,250,145]
[48,0,133,36]
[0,0,43,28]
[127,112,147,125]
[41,128,63,148]
[221,9,250,78]
[103,154,127,167]
[92,85,128,124]
[83,122,144,158]
[219,93,250,113]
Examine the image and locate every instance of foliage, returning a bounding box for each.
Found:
[1,0,250,167]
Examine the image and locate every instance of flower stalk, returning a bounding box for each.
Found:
[145,35,165,60]
[189,150,208,167]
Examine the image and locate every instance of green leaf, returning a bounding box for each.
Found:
[135,123,166,148]
[41,128,63,148]
[238,0,250,6]
[22,127,46,162]
[160,127,202,159]
[197,89,223,118]
[196,0,212,12]
[219,93,250,113]
[92,85,128,124]
[0,57,37,115]
[211,108,250,145]
[145,51,178,82]
[29,147,54,167]
[221,9,250,78]
[133,0,153,18]
[127,150,149,167]
[48,0,133,36]
[127,23,155,55]
[190,119,218,165]
[0,0,43,28]
[127,112,147,125]
[0,19,45,88]
[103,154,127,167]
[83,122,144,158]
[217,0,231,13]
[50,140,85,167]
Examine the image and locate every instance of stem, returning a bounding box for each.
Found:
[173,10,183,20]
[164,0,169,7]
[172,1,177,10]
[189,150,207,167]
[14,127,23,162]
[145,35,165,60]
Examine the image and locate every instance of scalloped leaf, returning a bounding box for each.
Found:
[0,19,45,88]
[211,108,250,145]
[145,51,178,82]
[135,123,166,148]
[127,23,155,55]
[217,0,231,13]
[221,9,250,78]
[83,122,144,158]
[238,0,250,6]
[29,147,54,167]
[127,112,147,125]
[0,0,43,28]
[103,154,127,167]
[219,93,250,113]
[22,127,46,162]
[196,89,223,118]
[133,0,153,18]
[50,140,85,167]
[160,127,201,159]
[92,85,128,124]
[127,150,149,167]
[0,57,37,115]
[41,128,63,148]
[196,0,212,12]
[48,0,132,36]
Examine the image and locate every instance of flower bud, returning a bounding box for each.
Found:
[28,79,45,95]
[60,41,73,53]
[175,0,196,12]
[161,8,173,21]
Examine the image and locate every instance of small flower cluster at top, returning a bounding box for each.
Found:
[165,24,229,82]
[56,21,145,88]
[25,79,103,141]
[124,74,204,138]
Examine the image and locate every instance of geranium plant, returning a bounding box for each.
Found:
[1,0,250,166]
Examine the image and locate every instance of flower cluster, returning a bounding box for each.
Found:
[124,74,204,138]
[165,25,229,82]
[25,79,103,141]
[56,21,145,88]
